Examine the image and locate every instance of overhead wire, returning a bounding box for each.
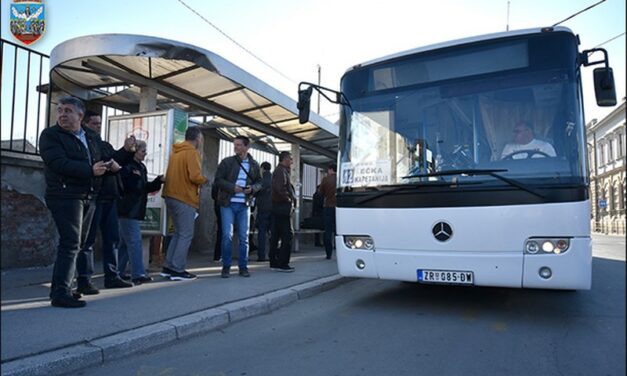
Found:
[176,0,297,84]
[593,32,625,49]
[552,0,606,27]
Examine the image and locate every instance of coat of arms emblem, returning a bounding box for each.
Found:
[10,0,45,45]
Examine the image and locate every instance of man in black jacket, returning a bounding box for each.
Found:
[39,96,109,308]
[79,110,135,292]
[118,140,165,285]
[214,136,262,278]
[269,151,296,272]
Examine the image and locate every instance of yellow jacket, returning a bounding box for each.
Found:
[162,141,207,208]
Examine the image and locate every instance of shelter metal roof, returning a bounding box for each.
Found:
[49,34,338,167]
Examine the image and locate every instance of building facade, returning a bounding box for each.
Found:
[587,99,626,235]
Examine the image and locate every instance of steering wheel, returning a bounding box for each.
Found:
[502,149,551,160]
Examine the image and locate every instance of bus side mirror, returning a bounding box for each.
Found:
[297,87,313,124]
[593,67,617,107]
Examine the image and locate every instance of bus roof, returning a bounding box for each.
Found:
[345,26,574,74]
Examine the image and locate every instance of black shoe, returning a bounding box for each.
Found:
[76,279,100,295]
[326,255,332,260]
[105,278,133,289]
[221,267,231,278]
[71,290,82,299]
[274,265,295,273]
[131,276,153,285]
[51,295,86,308]
[159,267,174,278]
[119,274,131,281]
[169,270,197,281]
[239,269,250,277]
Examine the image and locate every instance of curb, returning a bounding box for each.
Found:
[1,275,349,376]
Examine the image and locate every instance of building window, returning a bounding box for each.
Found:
[618,132,625,158]
[599,143,605,166]
[610,184,617,213]
[608,138,614,162]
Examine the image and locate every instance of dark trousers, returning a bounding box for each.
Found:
[213,202,222,261]
[256,211,272,260]
[269,212,293,267]
[80,200,121,281]
[323,207,336,258]
[46,197,96,300]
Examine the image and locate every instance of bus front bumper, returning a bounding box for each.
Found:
[336,237,591,290]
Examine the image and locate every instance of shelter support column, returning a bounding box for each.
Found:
[191,129,220,255]
[139,87,157,113]
[291,144,302,251]
[138,86,161,269]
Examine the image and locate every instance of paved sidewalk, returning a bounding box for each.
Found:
[1,245,347,376]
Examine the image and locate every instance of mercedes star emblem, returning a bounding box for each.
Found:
[432,221,453,241]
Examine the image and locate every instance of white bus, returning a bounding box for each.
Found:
[298,27,617,290]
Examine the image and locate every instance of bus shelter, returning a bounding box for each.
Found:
[48,33,338,254]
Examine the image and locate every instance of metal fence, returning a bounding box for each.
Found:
[1,38,50,155]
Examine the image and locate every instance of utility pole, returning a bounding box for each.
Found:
[316,64,321,114]
[506,1,510,31]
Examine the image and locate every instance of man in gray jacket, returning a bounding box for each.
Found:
[214,136,262,278]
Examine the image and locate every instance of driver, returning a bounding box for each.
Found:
[500,121,556,159]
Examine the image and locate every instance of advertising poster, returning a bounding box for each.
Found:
[108,109,188,235]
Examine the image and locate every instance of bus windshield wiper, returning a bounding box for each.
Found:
[402,168,545,199]
[355,180,477,205]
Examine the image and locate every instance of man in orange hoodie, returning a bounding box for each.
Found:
[161,127,208,280]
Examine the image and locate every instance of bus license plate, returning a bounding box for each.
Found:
[417,269,474,285]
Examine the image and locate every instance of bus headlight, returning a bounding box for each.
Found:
[344,235,375,250]
[526,241,539,254]
[524,238,570,254]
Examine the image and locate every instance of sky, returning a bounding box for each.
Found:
[1,0,625,126]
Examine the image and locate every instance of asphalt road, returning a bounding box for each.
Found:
[82,235,626,376]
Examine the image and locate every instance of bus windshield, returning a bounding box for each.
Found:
[338,32,586,190]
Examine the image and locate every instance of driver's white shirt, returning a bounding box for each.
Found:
[501,139,556,159]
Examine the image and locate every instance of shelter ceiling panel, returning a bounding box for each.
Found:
[55,57,124,87]
[55,66,123,88]
[163,69,240,98]
[105,56,194,78]
[284,128,328,141]
[275,122,317,134]
[212,89,271,112]
[275,118,337,138]
[211,117,241,127]
[245,106,296,124]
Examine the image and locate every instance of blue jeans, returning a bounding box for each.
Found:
[81,201,121,281]
[118,218,146,278]
[220,202,250,269]
[45,197,95,300]
[256,211,272,260]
